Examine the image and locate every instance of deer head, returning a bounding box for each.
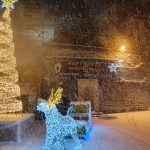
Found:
[37,87,63,113]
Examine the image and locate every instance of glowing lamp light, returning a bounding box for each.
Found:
[118,59,123,63]
[120,45,126,52]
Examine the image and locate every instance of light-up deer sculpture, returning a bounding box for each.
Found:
[37,87,82,150]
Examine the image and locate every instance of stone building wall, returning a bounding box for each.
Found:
[100,81,150,113]
[44,54,150,113]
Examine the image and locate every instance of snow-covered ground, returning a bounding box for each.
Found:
[1,111,150,150]
[94,110,150,144]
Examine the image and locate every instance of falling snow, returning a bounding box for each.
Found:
[0,0,150,150]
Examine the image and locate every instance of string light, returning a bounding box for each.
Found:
[48,87,63,108]
[0,8,23,113]
[108,62,123,74]
[37,88,83,150]
[1,0,18,9]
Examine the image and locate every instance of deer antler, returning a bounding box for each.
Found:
[48,87,63,108]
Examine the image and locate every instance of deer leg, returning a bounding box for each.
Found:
[54,137,66,150]
[71,130,81,149]
[43,134,53,150]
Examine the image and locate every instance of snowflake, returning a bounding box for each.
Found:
[108,62,123,74]
[1,0,18,9]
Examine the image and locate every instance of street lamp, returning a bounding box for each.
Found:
[120,45,126,52]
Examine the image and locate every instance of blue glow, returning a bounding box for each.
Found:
[83,125,93,141]
[37,100,82,150]
[67,101,92,141]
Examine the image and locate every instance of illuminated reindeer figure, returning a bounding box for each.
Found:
[37,87,82,150]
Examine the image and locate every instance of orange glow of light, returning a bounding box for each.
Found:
[120,45,126,52]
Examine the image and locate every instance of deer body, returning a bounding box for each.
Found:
[37,100,81,150]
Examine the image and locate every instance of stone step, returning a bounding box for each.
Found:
[92,111,103,117]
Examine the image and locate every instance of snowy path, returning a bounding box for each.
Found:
[1,112,150,150]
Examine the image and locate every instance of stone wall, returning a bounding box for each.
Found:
[100,80,150,113]
[44,55,150,113]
